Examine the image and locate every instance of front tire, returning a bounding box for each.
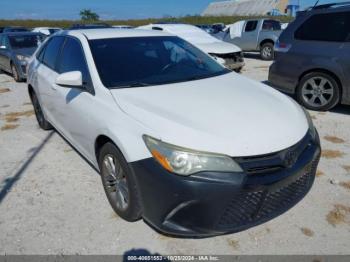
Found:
[99,142,142,222]
[260,42,274,61]
[30,91,53,130]
[296,72,340,111]
[11,63,22,82]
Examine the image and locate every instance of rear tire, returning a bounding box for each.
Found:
[30,91,53,130]
[98,142,142,222]
[296,72,340,111]
[260,42,274,61]
[11,63,22,82]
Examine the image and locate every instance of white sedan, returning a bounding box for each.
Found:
[27,28,321,237]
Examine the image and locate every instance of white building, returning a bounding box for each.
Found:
[202,0,289,16]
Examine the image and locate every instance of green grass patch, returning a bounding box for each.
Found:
[0,15,293,29]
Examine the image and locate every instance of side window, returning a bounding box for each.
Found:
[57,37,90,84]
[42,36,65,70]
[295,12,350,42]
[262,20,281,31]
[36,40,49,62]
[245,21,258,32]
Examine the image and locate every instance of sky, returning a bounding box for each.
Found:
[0,0,343,20]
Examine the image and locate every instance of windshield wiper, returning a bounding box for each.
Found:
[115,82,151,88]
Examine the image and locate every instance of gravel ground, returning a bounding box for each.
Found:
[0,54,350,255]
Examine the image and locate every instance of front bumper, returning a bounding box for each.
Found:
[210,52,245,71]
[131,131,321,237]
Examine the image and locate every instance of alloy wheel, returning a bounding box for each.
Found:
[262,46,272,58]
[301,76,334,108]
[102,154,129,211]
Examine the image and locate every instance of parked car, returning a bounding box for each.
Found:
[27,28,320,237]
[219,19,282,60]
[269,3,350,111]
[112,25,134,29]
[69,23,112,30]
[0,32,44,81]
[2,26,29,33]
[32,27,62,36]
[195,24,214,34]
[138,23,245,72]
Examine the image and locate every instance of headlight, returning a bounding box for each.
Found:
[302,107,316,139]
[143,135,243,176]
[16,55,29,63]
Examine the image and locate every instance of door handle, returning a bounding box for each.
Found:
[51,84,57,90]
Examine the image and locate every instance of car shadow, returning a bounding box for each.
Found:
[330,104,350,115]
[243,52,262,60]
[0,131,54,204]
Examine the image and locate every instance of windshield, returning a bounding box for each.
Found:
[9,35,43,49]
[89,36,229,88]
[48,29,60,35]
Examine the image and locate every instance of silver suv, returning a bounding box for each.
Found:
[269,3,350,111]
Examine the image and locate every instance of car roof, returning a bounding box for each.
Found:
[59,28,173,40]
[299,3,350,16]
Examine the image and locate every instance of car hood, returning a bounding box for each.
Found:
[14,47,36,57]
[110,73,308,157]
[195,41,241,54]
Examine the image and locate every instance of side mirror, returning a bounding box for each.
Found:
[0,45,7,49]
[55,71,83,88]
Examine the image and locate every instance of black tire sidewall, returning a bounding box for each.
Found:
[260,43,274,61]
[11,64,21,82]
[30,92,52,130]
[297,72,340,111]
[98,142,142,222]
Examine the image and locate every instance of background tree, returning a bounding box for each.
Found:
[79,9,99,22]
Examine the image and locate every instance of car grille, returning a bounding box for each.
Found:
[216,153,319,230]
[236,134,311,175]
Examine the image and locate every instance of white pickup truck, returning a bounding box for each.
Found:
[217,19,283,60]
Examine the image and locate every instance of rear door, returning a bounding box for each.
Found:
[293,11,350,94]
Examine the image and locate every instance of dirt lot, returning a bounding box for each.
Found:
[0,55,350,255]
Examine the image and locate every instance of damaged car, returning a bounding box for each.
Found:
[138,23,245,72]
[28,28,321,237]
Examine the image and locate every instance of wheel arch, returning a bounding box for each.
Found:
[259,39,274,48]
[94,134,130,167]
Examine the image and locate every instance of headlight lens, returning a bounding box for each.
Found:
[143,135,243,176]
[16,55,29,63]
[303,107,316,139]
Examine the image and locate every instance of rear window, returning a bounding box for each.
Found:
[295,12,350,42]
[8,34,44,49]
[262,20,281,31]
